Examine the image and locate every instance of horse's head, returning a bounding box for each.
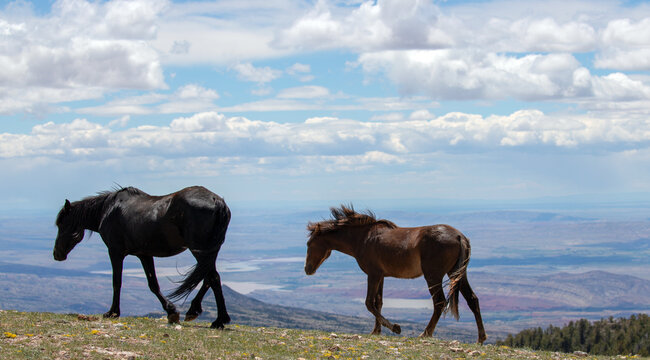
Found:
[53,199,84,261]
[304,224,332,275]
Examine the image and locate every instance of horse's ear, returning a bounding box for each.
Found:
[64,199,71,211]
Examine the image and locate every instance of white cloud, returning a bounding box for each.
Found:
[176,84,219,100]
[493,17,597,53]
[108,115,130,128]
[152,0,302,65]
[357,49,650,103]
[216,95,434,113]
[277,86,330,99]
[78,84,220,116]
[4,110,650,163]
[596,18,650,70]
[273,0,650,98]
[287,63,310,74]
[358,50,584,101]
[233,62,282,84]
[286,63,314,82]
[275,0,449,51]
[370,112,405,122]
[0,0,166,115]
[274,0,619,54]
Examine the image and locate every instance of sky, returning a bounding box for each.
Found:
[2,0,650,212]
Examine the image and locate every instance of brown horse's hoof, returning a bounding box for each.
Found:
[419,331,432,338]
[167,312,180,324]
[391,324,401,334]
[184,314,198,322]
[478,333,487,345]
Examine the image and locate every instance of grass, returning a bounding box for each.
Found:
[0,310,646,359]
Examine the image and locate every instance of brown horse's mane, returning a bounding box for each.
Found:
[307,205,397,236]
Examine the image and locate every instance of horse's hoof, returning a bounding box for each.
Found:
[478,333,487,345]
[210,321,225,329]
[103,311,119,318]
[419,331,432,338]
[392,324,401,334]
[167,312,180,324]
[218,314,231,325]
[185,307,202,322]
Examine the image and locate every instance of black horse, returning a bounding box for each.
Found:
[53,186,231,329]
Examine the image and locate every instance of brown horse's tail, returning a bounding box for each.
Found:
[445,234,471,320]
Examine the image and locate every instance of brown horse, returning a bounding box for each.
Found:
[305,205,487,344]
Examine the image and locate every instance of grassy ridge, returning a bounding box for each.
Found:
[0,310,644,359]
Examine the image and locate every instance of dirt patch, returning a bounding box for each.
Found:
[85,345,140,360]
[77,314,99,322]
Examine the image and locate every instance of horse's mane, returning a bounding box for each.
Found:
[56,186,147,228]
[307,205,397,236]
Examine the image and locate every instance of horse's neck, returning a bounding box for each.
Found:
[74,195,109,231]
[330,226,370,256]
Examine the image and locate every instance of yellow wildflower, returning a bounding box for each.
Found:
[4,332,17,338]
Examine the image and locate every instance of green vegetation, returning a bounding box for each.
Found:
[2,310,646,359]
[497,314,650,357]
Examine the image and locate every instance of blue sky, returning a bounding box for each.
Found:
[2,0,650,211]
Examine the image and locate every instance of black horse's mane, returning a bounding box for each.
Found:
[56,186,147,228]
[307,205,396,236]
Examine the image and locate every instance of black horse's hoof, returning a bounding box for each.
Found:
[185,307,202,322]
[167,312,180,324]
[219,314,231,325]
[210,313,231,329]
[392,324,401,334]
[103,311,119,319]
[210,321,225,329]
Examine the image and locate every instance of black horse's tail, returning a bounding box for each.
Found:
[168,202,230,301]
[445,233,471,320]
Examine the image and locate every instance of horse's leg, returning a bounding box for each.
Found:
[371,278,384,335]
[191,251,230,329]
[185,281,210,321]
[207,266,230,329]
[365,274,400,334]
[460,276,487,344]
[137,255,180,324]
[104,250,124,318]
[420,274,446,337]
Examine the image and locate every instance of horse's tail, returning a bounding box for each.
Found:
[168,201,231,301]
[445,233,471,320]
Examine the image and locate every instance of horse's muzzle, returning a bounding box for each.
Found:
[304,264,315,275]
[53,250,66,261]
